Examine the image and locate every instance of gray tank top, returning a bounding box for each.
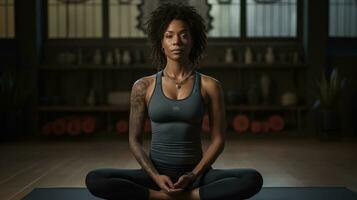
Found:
[148,69,206,166]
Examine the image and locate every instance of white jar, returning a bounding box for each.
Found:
[281,91,297,106]
[225,48,234,63]
[244,47,253,64]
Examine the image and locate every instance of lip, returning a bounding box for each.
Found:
[171,49,184,53]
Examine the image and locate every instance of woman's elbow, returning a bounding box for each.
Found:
[212,135,225,151]
[128,137,140,151]
[219,140,225,152]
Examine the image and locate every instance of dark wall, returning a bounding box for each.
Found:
[329,55,357,136]
[0,0,42,137]
[1,0,356,137]
[304,0,357,136]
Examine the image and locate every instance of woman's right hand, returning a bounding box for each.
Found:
[154,174,174,193]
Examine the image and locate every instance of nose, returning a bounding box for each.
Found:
[172,34,182,45]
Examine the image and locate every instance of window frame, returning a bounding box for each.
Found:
[328,0,357,39]
[42,0,304,45]
[327,0,357,57]
[0,0,16,39]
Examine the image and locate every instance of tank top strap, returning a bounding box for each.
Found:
[193,70,201,94]
[156,70,163,88]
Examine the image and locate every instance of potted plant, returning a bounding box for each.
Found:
[314,67,346,140]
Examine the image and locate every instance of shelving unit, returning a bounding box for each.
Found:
[36,38,308,135]
[226,105,307,111]
[38,64,153,70]
[37,62,308,135]
[38,63,307,70]
[38,104,307,112]
[38,105,129,112]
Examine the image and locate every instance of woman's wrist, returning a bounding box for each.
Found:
[152,173,161,182]
[184,172,197,181]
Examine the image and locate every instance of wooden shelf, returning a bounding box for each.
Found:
[38,105,129,112]
[37,62,308,131]
[38,105,307,112]
[38,64,154,70]
[201,63,307,69]
[226,105,308,111]
[38,63,307,71]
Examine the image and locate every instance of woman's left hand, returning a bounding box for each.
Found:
[173,173,196,189]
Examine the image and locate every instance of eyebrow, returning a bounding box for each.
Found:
[165,29,189,34]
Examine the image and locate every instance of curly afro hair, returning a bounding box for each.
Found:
[145,3,207,70]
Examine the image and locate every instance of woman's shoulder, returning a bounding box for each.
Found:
[198,72,223,101]
[139,73,156,83]
[199,72,222,88]
[131,73,157,93]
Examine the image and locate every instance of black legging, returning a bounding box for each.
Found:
[85,166,263,200]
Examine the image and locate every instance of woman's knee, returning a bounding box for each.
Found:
[245,169,263,191]
[85,169,105,193]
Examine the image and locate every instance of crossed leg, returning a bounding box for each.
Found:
[192,168,263,200]
[85,168,263,200]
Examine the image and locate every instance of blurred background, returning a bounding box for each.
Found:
[1,0,357,139]
[0,0,357,199]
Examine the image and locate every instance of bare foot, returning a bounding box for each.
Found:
[150,188,199,200]
[166,189,190,200]
[173,188,200,200]
[149,189,173,200]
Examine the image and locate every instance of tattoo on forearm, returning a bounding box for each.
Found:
[129,78,159,178]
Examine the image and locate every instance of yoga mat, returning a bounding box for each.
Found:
[21,187,100,200]
[251,187,357,200]
[21,187,357,200]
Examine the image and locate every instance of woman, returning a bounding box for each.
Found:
[86,3,263,200]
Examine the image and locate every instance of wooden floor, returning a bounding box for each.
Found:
[1,134,357,200]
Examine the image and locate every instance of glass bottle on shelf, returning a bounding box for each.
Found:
[94,49,102,65]
[244,47,253,65]
[114,48,121,66]
[105,50,114,66]
[122,50,131,65]
[265,47,274,64]
[224,47,234,63]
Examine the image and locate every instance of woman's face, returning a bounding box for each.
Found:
[162,19,192,63]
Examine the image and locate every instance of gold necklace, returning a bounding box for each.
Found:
[163,68,194,89]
